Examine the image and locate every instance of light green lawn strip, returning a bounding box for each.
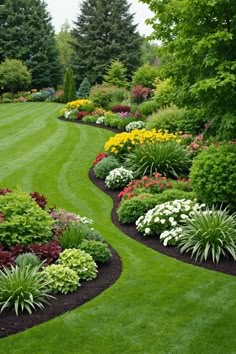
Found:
[0,103,236,354]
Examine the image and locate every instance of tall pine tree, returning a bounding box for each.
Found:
[0,0,62,88]
[72,0,142,85]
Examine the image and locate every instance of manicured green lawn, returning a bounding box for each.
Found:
[0,103,236,354]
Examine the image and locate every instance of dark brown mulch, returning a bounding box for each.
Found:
[89,168,236,277]
[58,116,122,134]
[0,248,122,339]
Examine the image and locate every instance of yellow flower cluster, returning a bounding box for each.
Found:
[105,129,181,156]
[65,99,92,110]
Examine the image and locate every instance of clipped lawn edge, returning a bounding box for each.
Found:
[89,168,236,277]
[0,247,122,339]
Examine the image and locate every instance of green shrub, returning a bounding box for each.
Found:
[78,77,91,98]
[80,240,112,263]
[153,79,175,108]
[0,191,54,247]
[90,84,128,108]
[125,141,191,179]
[146,106,186,132]
[178,209,236,263]
[190,144,236,209]
[103,60,129,88]
[178,108,208,135]
[58,249,98,280]
[0,265,52,315]
[44,264,79,294]
[138,100,159,116]
[94,156,120,180]
[132,64,159,89]
[85,228,104,242]
[82,115,98,123]
[59,223,90,250]
[79,101,94,113]
[117,195,159,224]
[154,189,196,205]
[15,253,41,269]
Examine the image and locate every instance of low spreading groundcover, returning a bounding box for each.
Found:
[0,103,236,354]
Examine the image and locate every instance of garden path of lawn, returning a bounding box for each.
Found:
[0,103,236,354]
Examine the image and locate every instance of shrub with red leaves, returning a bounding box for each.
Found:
[30,192,47,209]
[0,246,14,268]
[118,173,173,200]
[111,105,131,113]
[0,188,12,195]
[26,240,61,265]
[0,213,4,223]
[93,152,108,166]
[131,85,151,104]
[77,111,88,120]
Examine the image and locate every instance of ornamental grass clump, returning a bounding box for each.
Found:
[58,249,98,280]
[104,129,180,160]
[0,264,52,315]
[136,199,204,236]
[15,253,41,269]
[105,167,134,190]
[44,264,80,294]
[178,208,236,263]
[125,140,191,178]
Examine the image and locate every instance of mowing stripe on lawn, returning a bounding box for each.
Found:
[0,103,236,354]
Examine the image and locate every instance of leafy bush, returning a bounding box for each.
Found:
[138,100,159,116]
[154,189,196,205]
[80,240,112,263]
[84,228,104,242]
[125,121,145,132]
[153,79,175,109]
[132,64,159,89]
[58,249,98,280]
[90,84,118,108]
[190,144,236,208]
[111,105,131,113]
[105,167,134,190]
[125,141,191,178]
[0,191,54,247]
[136,199,204,236]
[178,209,236,263]
[130,85,151,104]
[178,108,208,135]
[44,264,79,294]
[117,194,159,224]
[82,115,98,123]
[59,223,90,250]
[26,240,61,265]
[0,265,52,315]
[94,156,120,180]
[15,253,41,269]
[146,106,186,132]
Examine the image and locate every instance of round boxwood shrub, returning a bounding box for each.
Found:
[190,144,236,208]
[117,194,159,224]
[0,191,54,247]
[154,189,196,205]
[44,264,80,294]
[79,240,112,263]
[94,156,120,180]
[58,249,98,280]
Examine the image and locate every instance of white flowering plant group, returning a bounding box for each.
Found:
[136,199,205,237]
[105,167,134,190]
[125,121,145,132]
[96,116,105,125]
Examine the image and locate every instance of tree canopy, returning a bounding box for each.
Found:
[72,0,142,85]
[142,0,236,135]
[0,59,31,93]
[0,0,62,88]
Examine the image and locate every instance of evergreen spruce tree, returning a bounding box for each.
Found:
[78,77,91,98]
[63,67,76,103]
[0,0,62,88]
[72,0,141,85]
[103,60,129,88]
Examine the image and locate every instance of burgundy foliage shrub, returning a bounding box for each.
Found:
[131,85,151,104]
[111,105,131,113]
[30,192,47,209]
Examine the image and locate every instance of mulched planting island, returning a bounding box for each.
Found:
[89,168,236,277]
[0,247,122,339]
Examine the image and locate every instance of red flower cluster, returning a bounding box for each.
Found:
[111,105,131,113]
[118,173,173,200]
[0,213,4,223]
[93,152,108,166]
[77,111,88,120]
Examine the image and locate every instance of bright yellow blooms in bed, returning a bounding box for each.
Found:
[65,99,92,110]
[105,129,181,156]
